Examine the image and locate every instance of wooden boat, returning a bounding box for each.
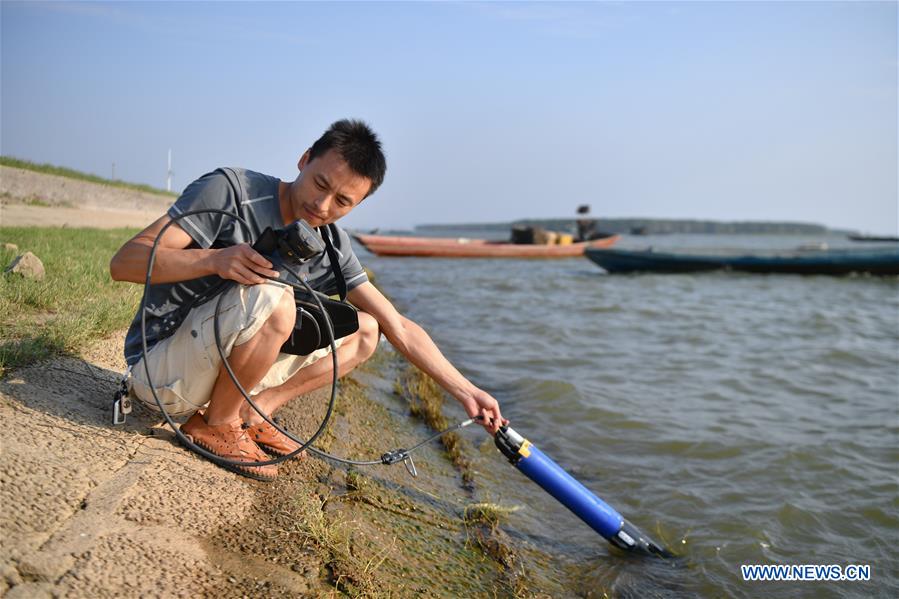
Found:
[584,247,899,275]
[848,234,899,243]
[353,233,619,258]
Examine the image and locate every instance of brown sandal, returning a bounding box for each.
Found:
[244,418,306,459]
[180,412,278,481]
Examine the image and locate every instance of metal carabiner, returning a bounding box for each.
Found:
[403,454,418,478]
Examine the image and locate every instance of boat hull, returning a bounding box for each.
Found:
[353,233,619,258]
[584,247,899,275]
[849,234,899,243]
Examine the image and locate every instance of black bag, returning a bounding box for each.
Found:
[281,290,359,356]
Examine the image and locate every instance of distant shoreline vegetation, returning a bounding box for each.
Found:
[418,218,842,235]
[0,156,177,198]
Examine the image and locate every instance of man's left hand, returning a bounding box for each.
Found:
[462,388,508,435]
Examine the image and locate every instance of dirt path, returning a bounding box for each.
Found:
[1,203,163,229]
[1,166,173,229]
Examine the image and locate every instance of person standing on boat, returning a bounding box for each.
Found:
[575,204,599,241]
[110,119,507,481]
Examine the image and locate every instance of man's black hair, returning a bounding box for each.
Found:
[309,119,387,197]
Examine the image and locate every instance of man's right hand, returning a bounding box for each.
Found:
[111,216,282,286]
[208,243,281,285]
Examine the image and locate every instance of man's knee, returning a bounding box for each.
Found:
[356,311,380,359]
[260,285,296,340]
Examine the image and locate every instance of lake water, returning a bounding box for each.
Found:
[355,234,898,598]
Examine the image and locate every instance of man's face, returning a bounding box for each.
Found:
[287,149,372,227]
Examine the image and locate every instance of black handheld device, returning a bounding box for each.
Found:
[252,219,326,265]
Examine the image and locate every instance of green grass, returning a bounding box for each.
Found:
[286,491,387,597]
[462,502,520,531]
[0,227,142,376]
[1,156,177,198]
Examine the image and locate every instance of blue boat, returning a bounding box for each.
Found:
[584,247,899,275]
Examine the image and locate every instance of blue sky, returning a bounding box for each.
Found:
[2,1,896,233]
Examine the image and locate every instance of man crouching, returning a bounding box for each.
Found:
[110,119,506,481]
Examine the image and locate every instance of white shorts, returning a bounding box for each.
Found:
[128,282,340,416]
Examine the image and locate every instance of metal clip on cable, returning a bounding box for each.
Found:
[111,378,132,425]
[380,449,408,465]
[377,450,418,478]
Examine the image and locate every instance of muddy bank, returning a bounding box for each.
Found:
[0,330,547,597]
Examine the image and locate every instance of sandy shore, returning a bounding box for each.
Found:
[0,330,529,596]
[0,331,331,597]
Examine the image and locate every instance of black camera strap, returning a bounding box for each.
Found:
[320,223,348,301]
